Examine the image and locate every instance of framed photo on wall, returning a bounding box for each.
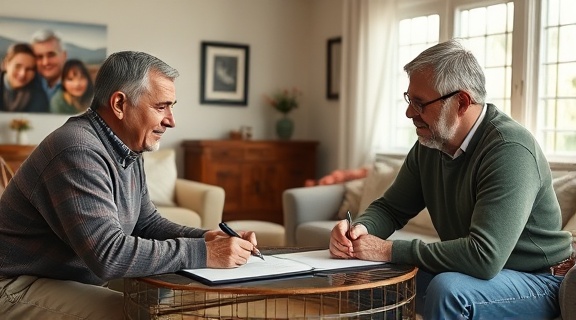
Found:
[327,37,341,100]
[200,41,250,106]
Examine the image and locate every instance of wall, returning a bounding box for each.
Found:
[0,0,344,177]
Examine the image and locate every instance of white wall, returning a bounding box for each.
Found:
[0,0,343,177]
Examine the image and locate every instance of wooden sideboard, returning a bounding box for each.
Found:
[0,144,36,172]
[182,140,318,225]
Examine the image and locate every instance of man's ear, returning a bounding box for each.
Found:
[457,91,473,115]
[110,91,127,120]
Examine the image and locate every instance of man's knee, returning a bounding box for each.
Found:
[424,272,470,318]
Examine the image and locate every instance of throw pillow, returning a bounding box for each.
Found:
[143,149,177,207]
[335,178,366,220]
[553,172,576,229]
[356,157,404,219]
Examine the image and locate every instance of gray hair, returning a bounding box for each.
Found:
[31,29,65,51]
[404,39,486,105]
[91,51,179,110]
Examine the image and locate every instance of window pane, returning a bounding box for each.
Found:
[485,34,507,67]
[559,0,576,25]
[544,27,559,63]
[467,7,487,37]
[558,25,576,62]
[487,4,508,34]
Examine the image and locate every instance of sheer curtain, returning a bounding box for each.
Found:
[338,0,398,169]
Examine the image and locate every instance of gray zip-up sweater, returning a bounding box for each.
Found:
[0,109,207,285]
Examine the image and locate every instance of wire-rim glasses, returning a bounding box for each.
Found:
[403,90,460,114]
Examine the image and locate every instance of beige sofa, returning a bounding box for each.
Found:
[143,149,225,230]
[283,157,576,318]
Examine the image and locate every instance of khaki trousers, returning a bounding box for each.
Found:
[0,275,124,319]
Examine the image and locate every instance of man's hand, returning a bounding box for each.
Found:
[205,233,254,268]
[351,234,392,262]
[329,220,368,258]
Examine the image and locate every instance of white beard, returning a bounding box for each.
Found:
[418,102,457,153]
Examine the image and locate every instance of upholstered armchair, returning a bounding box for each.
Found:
[143,149,225,230]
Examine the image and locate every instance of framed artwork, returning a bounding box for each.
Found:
[200,41,250,106]
[327,37,341,100]
[0,16,107,114]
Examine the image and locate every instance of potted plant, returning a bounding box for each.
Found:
[9,118,32,145]
[265,87,302,140]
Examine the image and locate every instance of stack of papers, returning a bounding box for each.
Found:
[179,249,386,285]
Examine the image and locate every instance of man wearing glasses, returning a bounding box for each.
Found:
[330,39,573,319]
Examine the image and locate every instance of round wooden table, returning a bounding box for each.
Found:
[123,248,417,319]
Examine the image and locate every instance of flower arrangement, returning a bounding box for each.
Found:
[9,118,32,132]
[265,87,302,115]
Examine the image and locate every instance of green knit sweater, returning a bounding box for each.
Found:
[356,104,572,279]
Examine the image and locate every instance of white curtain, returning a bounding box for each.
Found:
[338,0,398,169]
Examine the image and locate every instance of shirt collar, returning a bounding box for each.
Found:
[453,103,487,159]
[41,77,62,100]
[84,108,140,168]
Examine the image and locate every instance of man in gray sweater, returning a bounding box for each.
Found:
[330,39,574,319]
[0,51,258,319]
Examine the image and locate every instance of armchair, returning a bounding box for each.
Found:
[143,149,225,230]
[157,179,225,229]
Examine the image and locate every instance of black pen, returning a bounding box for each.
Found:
[346,210,352,239]
[219,222,265,260]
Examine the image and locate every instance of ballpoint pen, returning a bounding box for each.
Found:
[346,210,352,239]
[219,222,265,260]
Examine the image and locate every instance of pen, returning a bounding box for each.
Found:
[219,222,265,260]
[346,210,352,239]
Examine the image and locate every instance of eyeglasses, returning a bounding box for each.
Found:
[403,90,460,114]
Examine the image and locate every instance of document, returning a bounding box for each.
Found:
[179,249,387,285]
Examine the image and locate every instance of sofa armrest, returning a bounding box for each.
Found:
[174,179,225,230]
[283,184,346,246]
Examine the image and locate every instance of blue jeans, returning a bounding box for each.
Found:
[415,270,563,320]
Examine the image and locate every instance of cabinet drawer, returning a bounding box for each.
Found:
[244,147,275,161]
[209,148,243,160]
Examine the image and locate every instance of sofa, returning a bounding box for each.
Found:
[283,157,576,319]
[143,149,225,230]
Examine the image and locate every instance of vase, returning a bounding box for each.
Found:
[276,116,294,140]
[16,131,28,145]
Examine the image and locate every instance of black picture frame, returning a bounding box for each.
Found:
[327,37,342,100]
[200,41,250,106]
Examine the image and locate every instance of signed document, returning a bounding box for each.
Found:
[180,249,386,285]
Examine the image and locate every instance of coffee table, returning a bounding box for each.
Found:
[124,247,417,319]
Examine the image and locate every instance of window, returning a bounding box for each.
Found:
[379,0,576,160]
[538,0,576,156]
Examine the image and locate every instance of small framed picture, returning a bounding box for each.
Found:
[200,41,250,106]
[327,37,341,100]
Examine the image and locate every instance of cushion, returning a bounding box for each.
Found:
[335,178,365,220]
[553,172,576,229]
[143,149,177,207]
[356,157,404,219]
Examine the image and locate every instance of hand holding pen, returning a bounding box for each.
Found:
[219,222,265,260]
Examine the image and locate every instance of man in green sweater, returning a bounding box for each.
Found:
[330,39,574,319]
